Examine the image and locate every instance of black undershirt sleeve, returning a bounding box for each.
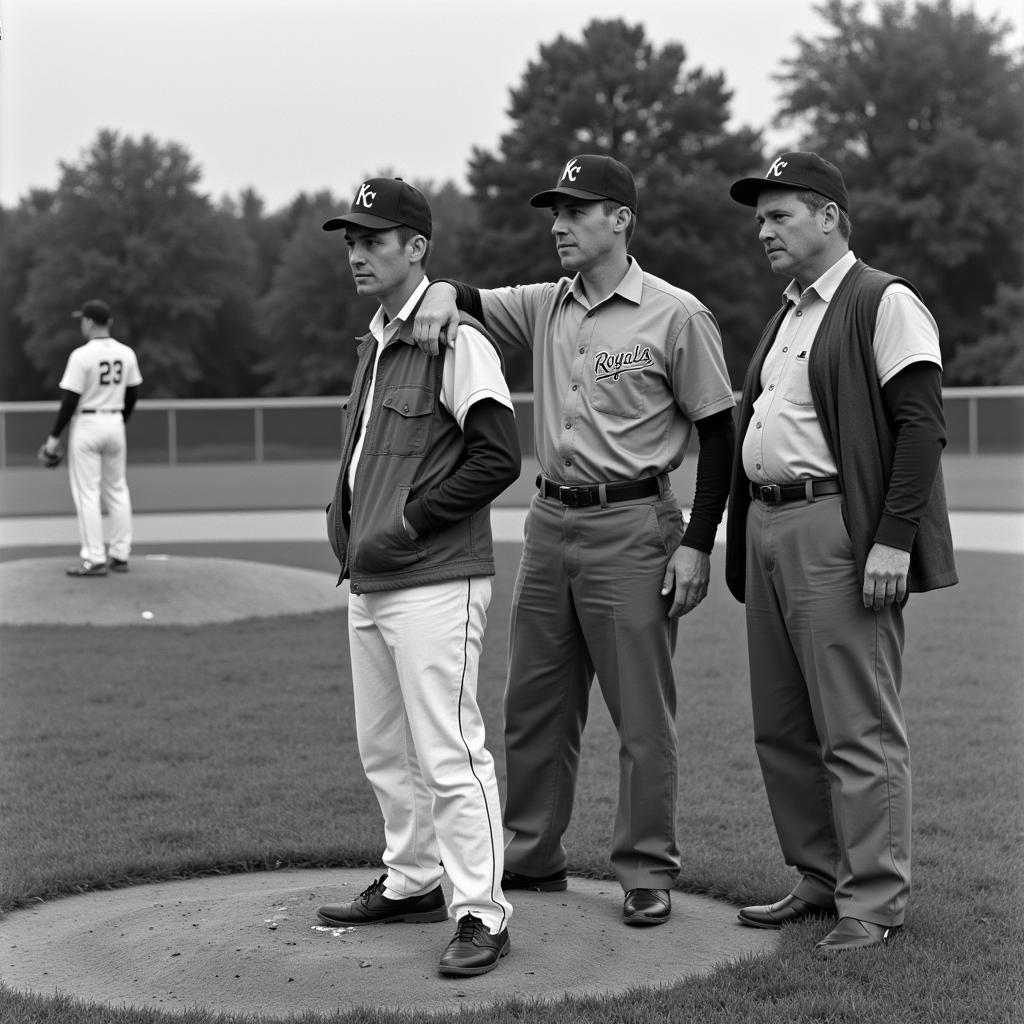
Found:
[681,407,736,554]
[432,279,485,325]
[49,389,81,439]
[124,385,139,423]
[874,361,946,552]
[403,398,522,537]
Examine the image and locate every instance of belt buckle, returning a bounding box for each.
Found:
[758,484,782,504]
[558,485,593,507]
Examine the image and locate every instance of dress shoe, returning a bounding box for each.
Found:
[815,917,896,955]
[501,868,568,892]
[738,893,836,929]
[623,888,671,926]
[438,913,510,976]
[317,874,448,926]
[108,557,129,573]
[66,560,108,577]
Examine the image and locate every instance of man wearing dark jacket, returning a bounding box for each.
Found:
[726,152,957,955]
[314,178,520,978]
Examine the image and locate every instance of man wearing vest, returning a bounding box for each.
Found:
[726,153,958,954]
[314,178,520,977]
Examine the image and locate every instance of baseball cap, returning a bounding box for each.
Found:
[322,178,432,238]
[72,299,111,324]
[729,152,849,212]
[530,154,638,213]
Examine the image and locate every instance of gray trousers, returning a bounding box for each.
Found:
[502,491,684,892]
[745,494,910,926]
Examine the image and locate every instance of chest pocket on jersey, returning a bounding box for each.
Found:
[588,352,650,419]
[366,384,435,456]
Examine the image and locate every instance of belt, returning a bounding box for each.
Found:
[538,475,661,507]
[747,477,842,504]
[80,409,121,414]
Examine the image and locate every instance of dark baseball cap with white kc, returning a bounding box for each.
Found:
[530,154,638,213]
[322,177,432,238]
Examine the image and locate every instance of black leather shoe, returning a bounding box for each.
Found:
[738,893,836,929]
[108,557,129,573]
[438,914,510,976]
[317,874,448,926]
[815,917,896,955]
[501,868,568,892]
[623,888,671,926]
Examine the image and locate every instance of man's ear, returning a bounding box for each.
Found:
[613,206,632,236]
[407,234,429,264]
[820,201,841,234]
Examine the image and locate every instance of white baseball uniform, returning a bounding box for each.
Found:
[59,336,143,565]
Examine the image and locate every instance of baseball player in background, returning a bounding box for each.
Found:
[41,299,143,577]
[314,178,520,977]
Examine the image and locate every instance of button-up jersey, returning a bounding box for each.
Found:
[479,258,734,483]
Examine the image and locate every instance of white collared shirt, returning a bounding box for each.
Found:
[742,251,942,484]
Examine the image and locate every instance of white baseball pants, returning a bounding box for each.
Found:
[347,576,512,933]
[68,413,133,564]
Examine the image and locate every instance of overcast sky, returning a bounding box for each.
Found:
[1,0,1020,212]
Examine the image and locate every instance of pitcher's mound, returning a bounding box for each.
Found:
[0,555,347,626]
[0,869,777,1018]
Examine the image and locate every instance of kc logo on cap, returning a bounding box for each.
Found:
[729,151,850,212]
[323,178,432,237]
[531,154,638,213]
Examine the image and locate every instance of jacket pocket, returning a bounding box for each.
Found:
[350,487,425,576]
[366,384,434,456]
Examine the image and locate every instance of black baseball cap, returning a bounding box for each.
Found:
[322,178,432,238]
[730,152,849,213]
[72,299,111,324]
[530,154,638,213]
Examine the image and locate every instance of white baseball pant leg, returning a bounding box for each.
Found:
[69,416,133,564]
[348,576,511,933]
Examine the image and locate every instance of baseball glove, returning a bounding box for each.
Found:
[37,442,65,469]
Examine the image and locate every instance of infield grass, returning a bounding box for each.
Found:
[1,547,1021,1023]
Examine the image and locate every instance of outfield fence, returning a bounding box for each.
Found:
[0,388,1021,469]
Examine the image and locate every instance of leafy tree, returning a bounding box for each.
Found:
[946,284,1024,384]
[256,191,372,396]
[16,130,261,397]
[460,18,773,387]
[0,198,52,399]
[774,0,1024,368]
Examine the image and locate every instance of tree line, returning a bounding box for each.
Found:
[1,1,1020,401]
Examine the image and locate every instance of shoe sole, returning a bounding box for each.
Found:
[109,565,129,573]
[317,907,449,927]
[438,938,511,976]
[624,913,670,927]
[67,571,108,577]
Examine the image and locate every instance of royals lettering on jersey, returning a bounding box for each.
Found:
[594,345,654,382]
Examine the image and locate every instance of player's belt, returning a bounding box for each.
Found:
[538,475,661,507]
[747,477,842,504]
[80,409,122,414]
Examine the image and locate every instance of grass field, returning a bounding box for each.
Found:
[1,545,1022,1023]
